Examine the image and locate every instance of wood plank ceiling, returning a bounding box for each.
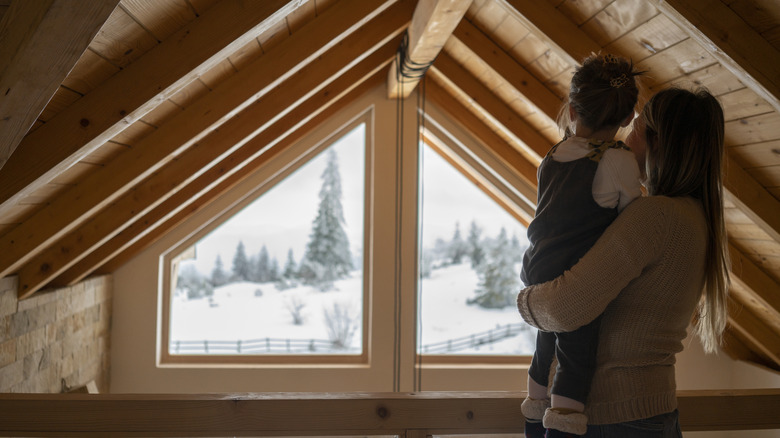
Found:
[0,0,778,371]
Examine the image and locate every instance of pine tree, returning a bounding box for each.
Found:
[254,245,270,282]
[211,255,228,286]
[467,220,485,269]
[301,149,352,290]
[231,241,250,281]
[283,249,298,279]
[448,222,468,264]
[468,227,519,309]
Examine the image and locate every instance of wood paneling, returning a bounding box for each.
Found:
[121,0,197,42]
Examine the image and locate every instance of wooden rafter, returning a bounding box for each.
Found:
[54,56,392,288]
[16,4,412,298]
[431,51,549,163]
[649,0,780,113]
[727,296,780,368]
[0,0,305,216]
[0,0,408,283]
[502,0,601,65]
[724,154,780,244]
[729,243,780,320]
[387,0,471,98]
[0,0,119,171]
[451,19,562,122]
[426,76,538,195]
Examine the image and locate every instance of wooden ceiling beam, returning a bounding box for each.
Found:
[502,0,601,65]
[62,72,386,284]
[0,0,119,171]
[451,19,562,123]
[649,0,780,113]
[16,7,411,298]
[726,296,780,369]
[386,0,471,99]
[0,0,407,283]
[724,154,780,244]
[729,242,780,320]
[431,51,549,163]
[0,0,306,215]
[425,76,538,195]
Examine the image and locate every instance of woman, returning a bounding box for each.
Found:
[516,87,730,437]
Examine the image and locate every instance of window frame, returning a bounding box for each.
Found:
[413,102,537,367]
[159,111,373,367]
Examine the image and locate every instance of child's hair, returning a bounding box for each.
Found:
[560,54,644,136]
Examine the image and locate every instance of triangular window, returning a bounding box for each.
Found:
[167,122,366,358]
[417,142,536,356]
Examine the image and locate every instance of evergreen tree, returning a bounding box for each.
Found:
[467,227,519,309]
[467,220,485,269]
[301,149,352,290]
[210,255,228,287]
[231,241,251,281]
[254,245,270,282]
[269,257,280,282]
[448,222,468,264]
[283,248,298,279]
[510,233,526,263]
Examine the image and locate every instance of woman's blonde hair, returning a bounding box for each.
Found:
[641,87,730,353]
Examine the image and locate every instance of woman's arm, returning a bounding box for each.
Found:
[517,196,666,332]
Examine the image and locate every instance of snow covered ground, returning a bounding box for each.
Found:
[170,262,536,355]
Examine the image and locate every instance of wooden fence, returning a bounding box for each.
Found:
[170,323,530,355]
[1,390,779,436]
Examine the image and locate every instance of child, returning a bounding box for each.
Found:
[520,54,644,437]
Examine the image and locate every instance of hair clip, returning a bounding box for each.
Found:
[604,54,620,64]
[610,73,628,88]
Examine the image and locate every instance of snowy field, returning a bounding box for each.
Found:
[170,262,536,355]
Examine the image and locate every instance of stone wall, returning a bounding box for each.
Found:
[0,275,111,393]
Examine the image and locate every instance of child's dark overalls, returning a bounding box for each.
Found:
[521,138,629,404]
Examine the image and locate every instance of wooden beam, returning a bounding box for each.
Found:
[0,0,119,171]
[16,7,411,298]
[54,60,390,287]
[502,0,601,65]
[0,0,303,215]
[729,242,780,319]
[1,391,780,435]
[451,19,562,122]
[727,296,780,368]
[649,0,780,113]
[425,77,538,192]
[431,51,549,162]
[724,154,780,244]
[386,0,471,98]
[0,0,405,282]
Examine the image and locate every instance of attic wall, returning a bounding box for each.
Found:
[0,275,111,393]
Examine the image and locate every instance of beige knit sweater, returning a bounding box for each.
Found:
[517,195,707,425]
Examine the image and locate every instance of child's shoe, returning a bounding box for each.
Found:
[521,397,550,438]
[543,407,587,436]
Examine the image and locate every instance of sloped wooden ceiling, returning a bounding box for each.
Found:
[0,0,778,371]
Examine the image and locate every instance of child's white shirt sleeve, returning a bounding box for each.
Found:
[592,148,642,212]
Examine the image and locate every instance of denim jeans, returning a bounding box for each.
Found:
[579,410,682,438]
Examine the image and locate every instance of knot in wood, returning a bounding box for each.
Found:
[466,411,474,420]
[376,406,388,418]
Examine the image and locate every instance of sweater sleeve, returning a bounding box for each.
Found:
[517,197,666,332]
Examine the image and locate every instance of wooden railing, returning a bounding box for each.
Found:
[1,390,779,436]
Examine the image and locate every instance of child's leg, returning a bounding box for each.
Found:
[543,316,603,436]
[522,330,557,438]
